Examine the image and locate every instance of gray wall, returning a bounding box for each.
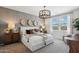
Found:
[0,7,40,31]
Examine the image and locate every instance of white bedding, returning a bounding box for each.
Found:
[20,26,53,51]
[21,33,53,51]
[21,34,45,51]
[27,35,44,44]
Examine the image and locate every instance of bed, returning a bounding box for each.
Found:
[21,34,45,51]
[20,26,53,51]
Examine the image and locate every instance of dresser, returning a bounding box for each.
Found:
[65,34,79,53]
[67,40,79,53]
[0,32,20,45]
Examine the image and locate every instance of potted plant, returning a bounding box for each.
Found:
[73,18,79,30]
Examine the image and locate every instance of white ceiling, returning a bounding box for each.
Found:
[3,6,79,16]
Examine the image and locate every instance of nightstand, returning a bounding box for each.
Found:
[0,32,20,45]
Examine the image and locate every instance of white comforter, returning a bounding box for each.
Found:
[20,26,53,51]
[35,33,54,45]
[21,34,53,51]
[21,34,44,51]
[28,35,44,44]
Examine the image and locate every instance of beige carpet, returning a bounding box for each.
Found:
[0,40,69,53]
[0,42,31,53]
[35,39,69,53]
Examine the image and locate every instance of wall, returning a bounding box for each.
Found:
[0,7,40,32]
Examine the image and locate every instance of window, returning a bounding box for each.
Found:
[60,16,68,30]
[52,15,70,31]
[52,18,59,30]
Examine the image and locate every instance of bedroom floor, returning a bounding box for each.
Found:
[0,42,31,53]
[0,39,69,53]
[35,39,69,53]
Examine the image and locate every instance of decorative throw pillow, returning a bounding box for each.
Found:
[26,29,33,34]
[34,29,39,32]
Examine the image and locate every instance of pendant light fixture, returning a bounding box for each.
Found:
[39,6,51,19]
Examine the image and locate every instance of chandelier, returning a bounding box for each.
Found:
[39,6,51,19]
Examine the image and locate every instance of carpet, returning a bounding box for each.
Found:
[0,42,31,53]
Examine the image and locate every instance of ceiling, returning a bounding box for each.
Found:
[3,6,79,16]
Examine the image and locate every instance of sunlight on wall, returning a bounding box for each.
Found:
[7,20,15,30]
